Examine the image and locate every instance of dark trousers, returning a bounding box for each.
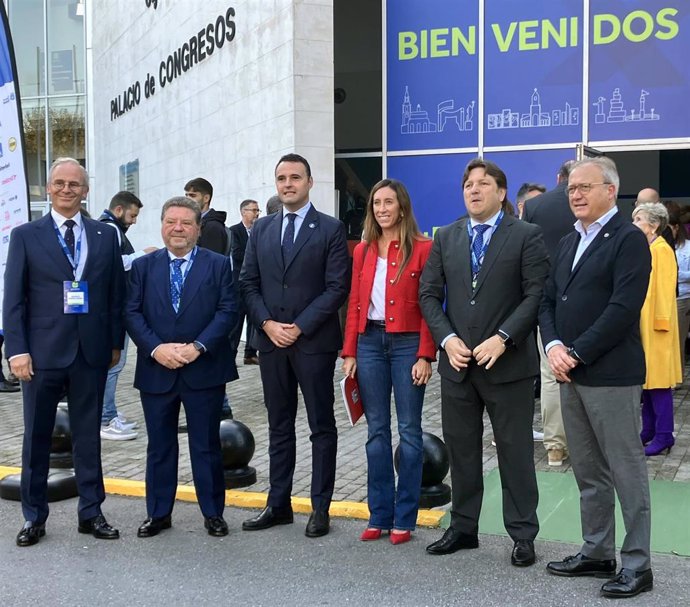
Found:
[441,366,539,541]
[140,378,225,519]
[21,349,107,523]
[229,296,257,358]
[259,346,338,512]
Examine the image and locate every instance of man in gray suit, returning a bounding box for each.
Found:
[420,158,549,566]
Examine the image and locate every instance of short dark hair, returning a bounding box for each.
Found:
[462,158,508,192]
[516,182,546,203]
[266,195,282,215]
[557,160,576,181]
[275,153,311,178]
[161,196,202,224]
[239,198,259,210]
[109,191,142,211]
[184,177,213,201]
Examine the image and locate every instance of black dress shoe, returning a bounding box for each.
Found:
[511,539,536,567]
[137,516,172,538]
[243,356,259,365]
[6,372,20,386]
[426,528,479,555]
[0,380,20,392]
[242,506,294,531]
[601,568,653,598]
[205,516,229,537]
[78,514,120,539]
[546,553,617,578]
[305,510,330,538]
[16,521,45,547]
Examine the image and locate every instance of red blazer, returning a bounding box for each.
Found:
[342,238,437,360]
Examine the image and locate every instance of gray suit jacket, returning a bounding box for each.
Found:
[419,214,549,384]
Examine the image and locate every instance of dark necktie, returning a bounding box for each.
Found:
[282,213,297,260]
[64,219,76,258]
[170,258,185,312]
[471,223,491,277]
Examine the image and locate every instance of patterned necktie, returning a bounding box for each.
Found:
[170,258,185,312]
[63,219,76,258]
[471,224,492,277]
[282,213,297,260]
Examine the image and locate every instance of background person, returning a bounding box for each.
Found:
[341,179,435,545]
[632,203,681,456]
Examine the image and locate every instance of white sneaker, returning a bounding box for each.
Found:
[101,417,138,441]
[532,430,544,441]
[117,412,138,430]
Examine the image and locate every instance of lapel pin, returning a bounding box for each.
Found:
[309,223,316,229]
[604,233,609,238]
[97,231,101,234]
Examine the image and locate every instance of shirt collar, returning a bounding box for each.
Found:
[51,208,83,228]
[167,246,197,263]
[470,208,502,229]
[283,201,312,221]
[574,205,618,236]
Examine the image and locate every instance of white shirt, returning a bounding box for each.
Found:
[102,221,146,271]
[281,202,312,243]
[51,208,88,280]
[367,256,387,321]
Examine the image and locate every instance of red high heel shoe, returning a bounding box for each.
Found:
[390,530,411,545]
[360,528,387,541]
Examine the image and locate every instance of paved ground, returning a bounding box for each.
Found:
[1,346,689,502]
[0,495,688,607]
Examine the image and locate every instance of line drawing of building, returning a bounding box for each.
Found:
[592,87,661,124]
[486,88,579,130]
[401,86,475,135]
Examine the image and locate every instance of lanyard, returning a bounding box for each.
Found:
[170,246,198,283]
[468,210,504,285]
[53,220,83,277]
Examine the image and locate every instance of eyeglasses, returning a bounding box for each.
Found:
[566,182,610,196]
[243,208,261,214]
[51,180,85,191]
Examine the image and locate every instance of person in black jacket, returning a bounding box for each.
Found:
[184,178,228,254]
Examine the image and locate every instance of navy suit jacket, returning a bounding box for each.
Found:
[522,182,576,260]
[229,221,249,288]
[539,210,651,386]
[3,213,125,368]
[125,247,238,393]
[239,204,349,354]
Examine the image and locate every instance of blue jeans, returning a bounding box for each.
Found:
[101,335,129,425]
[356,325,425,531]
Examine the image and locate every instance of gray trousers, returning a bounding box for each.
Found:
[560,382,651,571]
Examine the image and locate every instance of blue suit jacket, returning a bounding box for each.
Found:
[239,205,349,354]
[3,213,125,368]
[125,246,238,393]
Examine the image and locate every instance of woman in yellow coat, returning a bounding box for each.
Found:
[632,203,681,456]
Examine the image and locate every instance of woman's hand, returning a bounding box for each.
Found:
[411,358,432,385]
[342,356,357,378]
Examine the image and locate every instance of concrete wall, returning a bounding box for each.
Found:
[90,0,334,250]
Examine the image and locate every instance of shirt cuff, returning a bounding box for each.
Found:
[544,340,564,354]
[8,353,29,361]
[440,333,457,349]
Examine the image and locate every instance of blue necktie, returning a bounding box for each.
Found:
[471,224,491,277]
[282,213,297,261]
[63,219,76,258]
[170,258,185,312]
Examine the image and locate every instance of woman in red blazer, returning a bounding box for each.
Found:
[342,178,436,545]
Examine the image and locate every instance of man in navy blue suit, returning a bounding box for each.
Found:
[126,196,237,538]
[240,154,349,537]
[3,157,126,547]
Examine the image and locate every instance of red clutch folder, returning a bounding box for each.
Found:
[340,375,364,426]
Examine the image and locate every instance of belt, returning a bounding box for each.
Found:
[367,319,386,328]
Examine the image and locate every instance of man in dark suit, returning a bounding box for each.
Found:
[3,157,125,547]
[522,160,575,467]
[240,153,349,538]
[229,198,260,365]
[419,158,549,566]
[540,157,654,599]
[125,196,237,538]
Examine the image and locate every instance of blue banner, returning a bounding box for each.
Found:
[484,0,583,147]
[588,0,690,142]
[387,1,479,152]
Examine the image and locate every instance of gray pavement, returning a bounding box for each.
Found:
[1,495,689,607]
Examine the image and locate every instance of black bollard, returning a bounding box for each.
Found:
[219,419,256,488]
[394,431,451,508]
[1,403,78,502]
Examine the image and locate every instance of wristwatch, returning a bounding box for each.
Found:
[193,341,205,353]
[566,346,583,363]
[497,329,514,348]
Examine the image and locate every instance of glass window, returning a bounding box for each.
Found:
[336,157,382,240]
[48,96,85,165]
[47,0,85,94]
[9,0,46,96]
[22,98,47,201]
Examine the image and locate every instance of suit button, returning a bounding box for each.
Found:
[388,317,394,322]
[391,262,397,267]
[389,279,394,284]
[394,244,399,249]
[470,300,476,306]
[411,272,415,277]
[562,295,568,301]
[389,300,394,305]
[357,305,361,311]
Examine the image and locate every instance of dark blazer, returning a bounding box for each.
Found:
[522,182,576,260]
[125,246,238,393]
[229,221,249,286]
[3,213,125,367]
[539,210,651,386]
[239,205,350,354]
[419,214,550,384]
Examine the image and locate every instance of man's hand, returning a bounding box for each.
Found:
[263,320,300,348]
[411,358,432,385]
[175,343,201,365]
[547,344,578,383]
[153,343,189,369]
[473,335,506,370]
[109,349,121,369]
[9,354,33,382]
[342,356,357,378]
[444,336,473,372]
